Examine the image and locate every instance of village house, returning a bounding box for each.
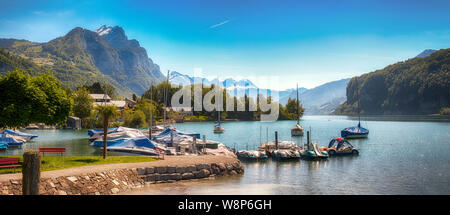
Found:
[89,94,127,111]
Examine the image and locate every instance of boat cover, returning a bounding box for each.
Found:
[152,128,200,140]
[88,127,119,137]
[93,136,158,149]
[0,143,8,150]
[0,136,24,146]
[1,129,38,139]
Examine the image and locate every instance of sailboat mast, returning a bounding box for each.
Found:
[356,77,361,126]
[296,83,299,124]
[149,81,153,139]
[164,70,169,128]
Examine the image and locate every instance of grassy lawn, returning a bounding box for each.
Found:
[0,156,159,174]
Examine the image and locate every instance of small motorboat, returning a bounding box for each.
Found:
[324,137,359,156]
[272,149,301,160]
[236,150,268,161]
[300,130,328,160]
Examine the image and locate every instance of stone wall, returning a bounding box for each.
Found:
[0,161,244,195]
[136,162,244,184]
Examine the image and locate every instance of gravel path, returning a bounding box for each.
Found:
[0,155,238,182]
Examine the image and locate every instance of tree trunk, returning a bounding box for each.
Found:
[103,118,108,159]
[22,151,41,195]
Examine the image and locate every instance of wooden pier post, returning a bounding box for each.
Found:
[169,130,174,147]
[306,131,310,150]
[275,131,278,150]
[193,136,197,154]
[22,150,41,195]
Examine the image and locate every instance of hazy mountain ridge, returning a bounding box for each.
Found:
[169,71,349,115]
[416,49,437,58]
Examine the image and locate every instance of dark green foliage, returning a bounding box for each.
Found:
[0,69,71,128]
[335,48,450,115]
[31,73,73,125]
[285,98,305,120]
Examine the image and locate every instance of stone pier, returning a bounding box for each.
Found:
[0,155,243,195]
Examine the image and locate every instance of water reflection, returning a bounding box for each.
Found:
[2,115,450,194]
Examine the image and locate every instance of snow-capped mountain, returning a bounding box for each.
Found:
[168,71,349,114]
[169,71,257,90]
[94,25,113,36]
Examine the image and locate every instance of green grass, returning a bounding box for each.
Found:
[0,156,159,174]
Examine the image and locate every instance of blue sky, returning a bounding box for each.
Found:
[0,0,449,89]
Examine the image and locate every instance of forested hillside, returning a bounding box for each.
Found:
[335,48,450,115]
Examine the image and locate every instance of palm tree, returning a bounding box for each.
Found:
[96,104,118,159]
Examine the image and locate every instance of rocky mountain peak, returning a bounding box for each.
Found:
[94,25,139,48]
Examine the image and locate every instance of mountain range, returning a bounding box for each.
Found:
[169,71,349,115]
[0,25,165,97]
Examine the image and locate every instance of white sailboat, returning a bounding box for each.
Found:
[291,83,304,136]
[213,110,225,133]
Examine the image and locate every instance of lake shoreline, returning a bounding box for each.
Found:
[0,155,243,195]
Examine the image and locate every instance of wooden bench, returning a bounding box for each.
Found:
[0,157,21,173]
[39,148,66,156]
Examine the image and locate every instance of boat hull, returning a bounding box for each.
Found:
[291,130,304,136]
[342,134,368,139]
[341,126,369,139]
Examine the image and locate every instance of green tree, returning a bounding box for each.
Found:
[0,69,71,128]
[73,87,93,121]
[31,73,72,125]
[126,109,146,128]
[0,69,44,128]
[96,104,118,159]
[285,98,305,120]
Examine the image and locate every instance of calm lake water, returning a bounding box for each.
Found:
[2,115,450,194]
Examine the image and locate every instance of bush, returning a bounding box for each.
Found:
[124,109,146,128]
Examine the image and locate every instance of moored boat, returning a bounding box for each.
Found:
[300,130,328,159]
[291,124,304,136]
[341,123,369,139]
[213,111,225,133]
[1,129,38,141]
[341,77,369,139]
[291,83,304,136]
[272,149,301,160]
[0,136,24,147]
[324,137,359,156]
[236,150,268,161]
